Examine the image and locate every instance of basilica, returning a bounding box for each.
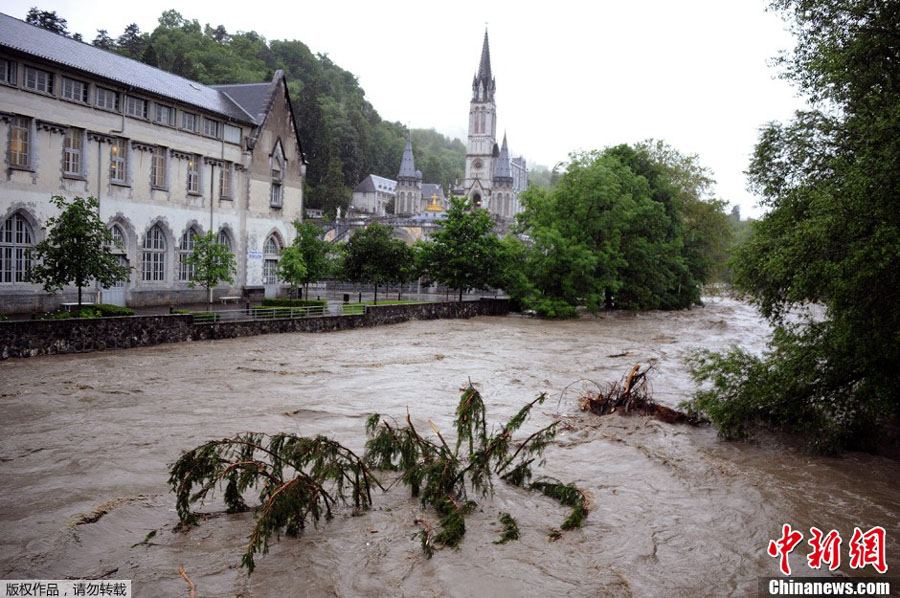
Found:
[352,30,527,221]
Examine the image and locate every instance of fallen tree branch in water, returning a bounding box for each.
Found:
[579,364,704,425]
[168,383,587,573]
[178,564,195,598]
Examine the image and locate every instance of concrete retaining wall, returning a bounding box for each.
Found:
[0,299,509,359]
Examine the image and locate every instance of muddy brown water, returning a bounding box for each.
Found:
[0,297,897,597]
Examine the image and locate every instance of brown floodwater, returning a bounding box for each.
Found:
[0,297,897,597]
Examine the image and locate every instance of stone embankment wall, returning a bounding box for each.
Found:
[0,299,509,359]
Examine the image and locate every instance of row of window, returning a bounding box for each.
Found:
[0,57,241,144]
[7,115,236,198]
[1,212,285,286]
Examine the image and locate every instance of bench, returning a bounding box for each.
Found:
[220,296,242,304]
[61,302,94,311]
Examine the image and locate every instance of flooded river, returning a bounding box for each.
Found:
[1,297,897,596]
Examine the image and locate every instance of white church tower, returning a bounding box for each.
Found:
[464,30,499,211]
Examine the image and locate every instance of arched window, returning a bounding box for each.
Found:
[0,212,34,283]
[110,224,126,251]
[142,225,166,282]
[263,234,281,285]
[178,226,200,281]
[217,228,232,252]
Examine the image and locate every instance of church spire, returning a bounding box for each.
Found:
[478,29,492,83]
[472,29,495,102]
[398,132,418,180]
[493,132,512,181]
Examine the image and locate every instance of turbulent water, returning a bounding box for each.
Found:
[1,297,897,597]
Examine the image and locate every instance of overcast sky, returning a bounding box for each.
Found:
[6,0,803,217]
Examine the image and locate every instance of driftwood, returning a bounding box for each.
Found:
[579,365,702,425]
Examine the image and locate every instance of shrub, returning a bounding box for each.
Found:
[93,303,135,317]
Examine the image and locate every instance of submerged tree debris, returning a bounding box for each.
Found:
[365,383,588,556]
[168,433,381,573]
[579,364,704,425]
[168,383,588,573]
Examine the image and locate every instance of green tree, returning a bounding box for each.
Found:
[276,245,307,299]
[389,240,417,300]
[685,0,900,453]
[419,197,504,302]
[25,7,69,36]
[184,231,236,305]
[27,196,130,307]
[291,220,330,299]
[341,223,397,304]
[92,29,115,50]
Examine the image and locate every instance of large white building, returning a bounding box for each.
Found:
[0,13,306,313]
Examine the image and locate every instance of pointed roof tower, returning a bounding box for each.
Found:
[472,29,496,101]
[493,133,512,181]
[398,132,420,181]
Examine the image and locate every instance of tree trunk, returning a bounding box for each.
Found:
[458,287,463,302]
[374,284,378,305]
[77,285,83,308]
[208,284,213,306]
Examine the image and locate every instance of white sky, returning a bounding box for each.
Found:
[5,0,803,217]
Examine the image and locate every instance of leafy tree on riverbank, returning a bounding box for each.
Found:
[508,144,730,315]
[185,231,236,305]
[290,221,330,299]
[27,196,130,307]
[341,224,403,304]
[419,197,505,302]
[684,0,900,453]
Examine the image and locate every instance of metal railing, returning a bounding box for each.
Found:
[190,304,331,323]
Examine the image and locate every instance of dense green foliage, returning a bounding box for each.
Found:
[340,224,412,304]
[507,143,731,315]
[418,197,505,301]
[24,8,470,217]
[684,0,900,452]
[27,196,131,307]
[275,245,307,299]
[289,221,331,298]
[185,231,236,303]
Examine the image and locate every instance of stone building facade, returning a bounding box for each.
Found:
[0,13,305,313]
[460,30,526,220]
[350,174,396,217]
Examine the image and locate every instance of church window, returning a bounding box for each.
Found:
[109,138,128,184]
[271,142,285,208]
[217,228,233,252]
[187,155,201,194]
[63,128,84,177]
[8,116,31,169]
[151,147,167,189]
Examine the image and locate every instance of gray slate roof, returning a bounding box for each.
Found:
[0,12,255,124]
[354,174,397,194]
[398,136,419,179]
[211,82,271,125]
[493,133,512,180]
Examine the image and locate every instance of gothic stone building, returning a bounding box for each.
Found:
[458,30,527,220]
[0,13,305,313]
